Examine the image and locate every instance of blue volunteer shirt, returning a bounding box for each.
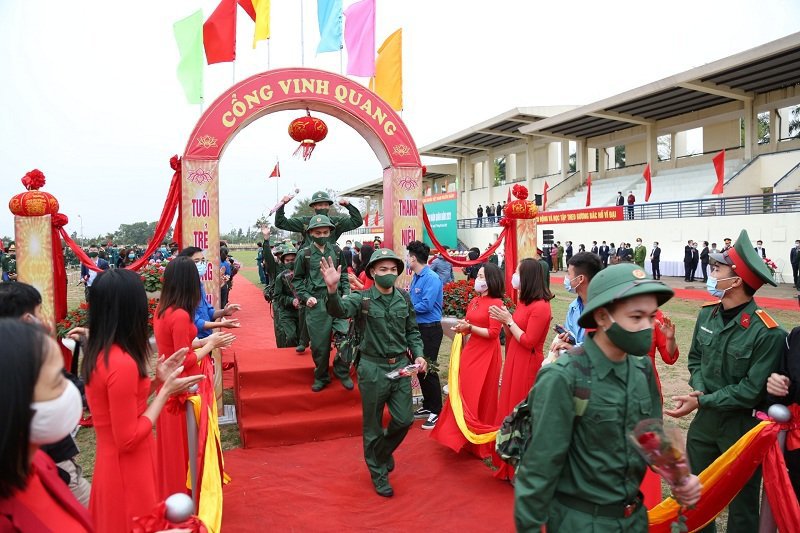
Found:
[564,296,586,345]
[429,256,454,285]
[194,284,216,339]
[409,266,443,324]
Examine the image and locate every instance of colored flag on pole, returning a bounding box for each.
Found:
[374,210,379,226]
[643,163,652,202]
[173,11,205,105]
[253,0,271,47]
[203,0,237,64]
[238,0,256,21]
[368,28,402,111]
[268,161,280,178]
[343,0,375,77]
[585,174,592,207]
[364,208,369,227]
[712,149,725,195]
[542,181,549,211]
[317,0,343,53]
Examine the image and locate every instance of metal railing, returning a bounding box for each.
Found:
[456,191,800,228]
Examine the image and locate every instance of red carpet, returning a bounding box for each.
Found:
[222,422,515,532]
[228,276,363,448]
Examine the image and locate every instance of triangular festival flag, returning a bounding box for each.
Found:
[712,149,725,195]
[643,163,652,202]
[203,0,237,64]
[585,173,592,207]
[268,161,280,178]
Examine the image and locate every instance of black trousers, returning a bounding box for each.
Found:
[417,323,443,415]
[651,261,660,279]
[684,261,692,281]
[690,261,698,281]
[793,262,800,289]
[701,261,709,282]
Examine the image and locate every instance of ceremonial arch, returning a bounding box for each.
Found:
[182,68,423,306]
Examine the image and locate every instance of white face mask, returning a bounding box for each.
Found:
[511,272,520,290]
[474,279,488,293]
[30,380,82,445]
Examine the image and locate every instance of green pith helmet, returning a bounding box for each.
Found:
[365,248,405,280]
[278,244,298,259]
[306,214,335,232]
[309,190,333,206]
[708,229,776,289]
[578,263,674,328]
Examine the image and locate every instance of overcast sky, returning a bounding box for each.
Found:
[1,0,798,239]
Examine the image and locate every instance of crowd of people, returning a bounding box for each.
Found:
[4,182,800,531]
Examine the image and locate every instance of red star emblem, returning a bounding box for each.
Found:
[741,313,750,329]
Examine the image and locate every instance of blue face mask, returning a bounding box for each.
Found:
[128,253,135,259]
[706,275,737,299]
[564,275,581,294]
[196,261,208,278]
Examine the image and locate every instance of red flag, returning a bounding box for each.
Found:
[364,208,369,227]
[374,210,380,226]
[643,163,652,202]
[268,161,280,178]
[203,0,237,64]
[238,0,256,21]
[712,149,725,195]
[542,181,549,212]
[585,173,592,207]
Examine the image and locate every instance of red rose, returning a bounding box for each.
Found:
[637,431,661,452]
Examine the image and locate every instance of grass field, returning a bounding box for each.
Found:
[68,252,799,529]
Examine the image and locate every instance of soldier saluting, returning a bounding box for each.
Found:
[666,229,785,533]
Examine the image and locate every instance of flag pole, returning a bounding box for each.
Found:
[299,0,305,67]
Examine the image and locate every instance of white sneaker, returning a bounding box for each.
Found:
[421,413,438,430]
[442,384,449,395]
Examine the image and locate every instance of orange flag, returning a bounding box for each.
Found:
[268,161,280,178]
[712,149,725,195]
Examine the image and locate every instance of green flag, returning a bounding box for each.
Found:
[173,10,204,104]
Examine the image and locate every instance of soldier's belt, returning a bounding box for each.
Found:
[360,353,409,365]
[555,491,643,519]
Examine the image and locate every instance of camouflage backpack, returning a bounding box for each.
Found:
[495,346,591,470]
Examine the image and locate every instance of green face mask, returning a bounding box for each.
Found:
[604,314,652,356]
[88,252,99,258]
[311,236,328,246]
[314,208,330,217]
[374,273,398,289]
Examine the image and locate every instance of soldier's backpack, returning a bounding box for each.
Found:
[495,346,591,470]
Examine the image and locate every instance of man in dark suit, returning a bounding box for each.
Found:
[80,243,110,300]
[791,239,800,289]
[683,240,693,282]
[650,241,661,280]
[565,241,574,263]
[598,241,609,268]
[700,241,710,282]
[754,240,766,259]
[615,191,624,206]
[590,241,598,254]
[689,242,700,281]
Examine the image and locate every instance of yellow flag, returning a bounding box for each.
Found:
[253,0,271,48]
[369,28,402,111]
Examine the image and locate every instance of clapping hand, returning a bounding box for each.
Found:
[161,365,205,396]
[156,348,189,384]
[208,332,236,349]
[219,317,241,329]
[451,319,471,334]
[224,303,241,316]
[488,305,512,325]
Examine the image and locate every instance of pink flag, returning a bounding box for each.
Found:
[712,149,725,195]
[343,0,375,77]
[643,163,652,202]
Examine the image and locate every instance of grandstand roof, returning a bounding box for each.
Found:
[520,32,800,140]
[419,106,578,158]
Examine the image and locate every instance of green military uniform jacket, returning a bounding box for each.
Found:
[274,270,299,318]
[689,299,785,410]
[261,242,283,281]
[293,243,350,303]
[325,286,424,359]
[274,203,363,242]
[514,335,661,530]
[634,245,646,266]
[557,246,564,261]
[1,254,17,280]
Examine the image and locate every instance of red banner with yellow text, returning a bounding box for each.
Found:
[537,206,624,225]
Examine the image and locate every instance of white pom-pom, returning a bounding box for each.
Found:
[165,493,194,522]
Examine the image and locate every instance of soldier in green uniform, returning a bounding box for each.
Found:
[556,242,564,271]
[274,190,363,242]
[515,263,701,532]
[665,229,785,533]
[633,238,646,268]
[260,227,288,346]
[1,242,17,282]
[293,215,352,392]
[321,248,428,497]
[273,244,301,348]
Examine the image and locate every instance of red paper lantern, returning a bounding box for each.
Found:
[9,169,59,216]
[288,110,328,160]
[504,184,537,220]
